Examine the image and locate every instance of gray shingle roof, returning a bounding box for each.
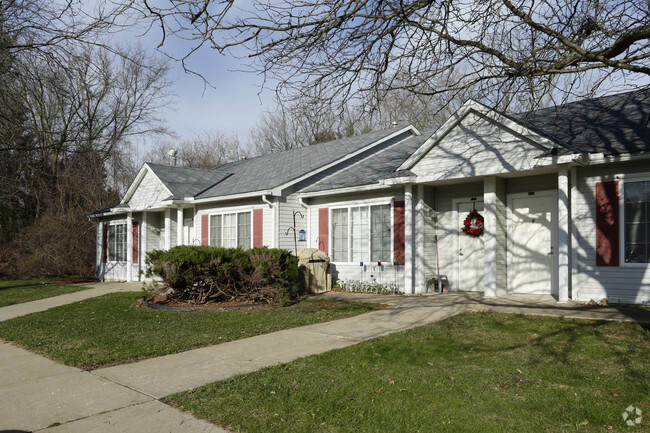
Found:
[146,164,233,199]
[302,131,432,192]
[194,128,408,198]
[512,88,650,156]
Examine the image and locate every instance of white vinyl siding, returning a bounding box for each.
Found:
[573,163,650,304]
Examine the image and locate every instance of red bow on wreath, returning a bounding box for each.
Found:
[462,209,485,237]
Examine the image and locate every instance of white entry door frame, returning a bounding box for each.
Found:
[507,190,558,296]
[452,197,485,292]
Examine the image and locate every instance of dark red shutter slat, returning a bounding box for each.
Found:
[596,181,619,266]
[132,221,139,264]
[102,222,108,263]
[393,201,405,265]
[201,214,209,246]
[318,208,329,254]
[253,209,264,247]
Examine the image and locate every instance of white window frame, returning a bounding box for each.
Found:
[329,198,394,264]
[107,221,127,262]
[208,210,253,249]
[619,174,650,267]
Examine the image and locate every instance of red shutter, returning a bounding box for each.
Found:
[393,201,405,265]
[318,208,329,254]
[253,208,264,247]
[596,181,619,266]
[201,214,209,246]
[102,222,108,263]
[132,221,139,264]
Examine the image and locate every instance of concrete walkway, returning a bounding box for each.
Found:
[0,282,142,322]
[1,285,648,432]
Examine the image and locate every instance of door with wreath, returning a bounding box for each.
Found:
[457,201,484,292]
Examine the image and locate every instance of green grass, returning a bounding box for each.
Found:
[0,292,384,369]
[167,312,649,433]
[0,279,92,307]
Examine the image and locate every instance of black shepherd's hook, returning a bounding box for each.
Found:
[285,210,305,254]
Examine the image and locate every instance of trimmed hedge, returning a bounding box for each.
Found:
[146,246,299,305]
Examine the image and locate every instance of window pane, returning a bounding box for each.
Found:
[223,213,237,248]
[624,181,650,263]
[350,206,369,262]
[108,225,116,261]
[331,209,348,262]
[237,212,251,249]
[117,225,126,261]
[210,215,222,247]
[108,224,127,261]
[371,204,391,262]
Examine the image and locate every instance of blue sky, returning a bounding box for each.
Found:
[121,16,274,149]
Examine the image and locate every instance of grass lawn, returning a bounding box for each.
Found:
[167,312,649,433]
[0,292,383,369]
[0,279,92,307]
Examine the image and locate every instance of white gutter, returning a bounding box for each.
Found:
[299,182,392,199]
[298,197,308,208]
[262,194,275,248]
[262,194,274,208]
[191,190,273,204]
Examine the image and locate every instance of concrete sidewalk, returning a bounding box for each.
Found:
[1,286,648,432]
[1,304,462,432]
[0,281,142,322]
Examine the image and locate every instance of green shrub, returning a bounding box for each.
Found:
[146,246,299,305]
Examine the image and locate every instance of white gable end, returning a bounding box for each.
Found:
[410,111,549,182]
[127,169,172,210]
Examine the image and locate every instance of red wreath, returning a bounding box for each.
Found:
[462,209,485,237]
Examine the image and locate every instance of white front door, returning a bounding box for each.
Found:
[508,193,556,294]
[458,201,485,291]
[184,218,194,245]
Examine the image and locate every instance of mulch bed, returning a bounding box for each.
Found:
[141,298,269,312]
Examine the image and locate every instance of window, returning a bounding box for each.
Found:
[210,212,252,249]
[624,180,650,263]
[331,204,391,263]
[108,223,127,261]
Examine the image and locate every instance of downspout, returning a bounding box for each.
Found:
[262,195,275,248]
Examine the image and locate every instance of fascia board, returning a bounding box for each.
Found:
[271,125,420,195]
[298,183,391,198]
[191,190,274,204]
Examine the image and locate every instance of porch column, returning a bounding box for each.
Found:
[126,212,133,282]
[483,178,497,297]
[557,168,570,303]
[164,208,171,250]
[570,167,579,299]
[415,185,425,294]
[404,184,414,294]
[177,206,184,247]
[141,211,147,260]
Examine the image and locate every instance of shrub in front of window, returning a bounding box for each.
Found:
[146,246,299,305]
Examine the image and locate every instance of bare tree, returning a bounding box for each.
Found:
[0,43,172,277]
[133,0,650,110]
[141,130,244,168]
